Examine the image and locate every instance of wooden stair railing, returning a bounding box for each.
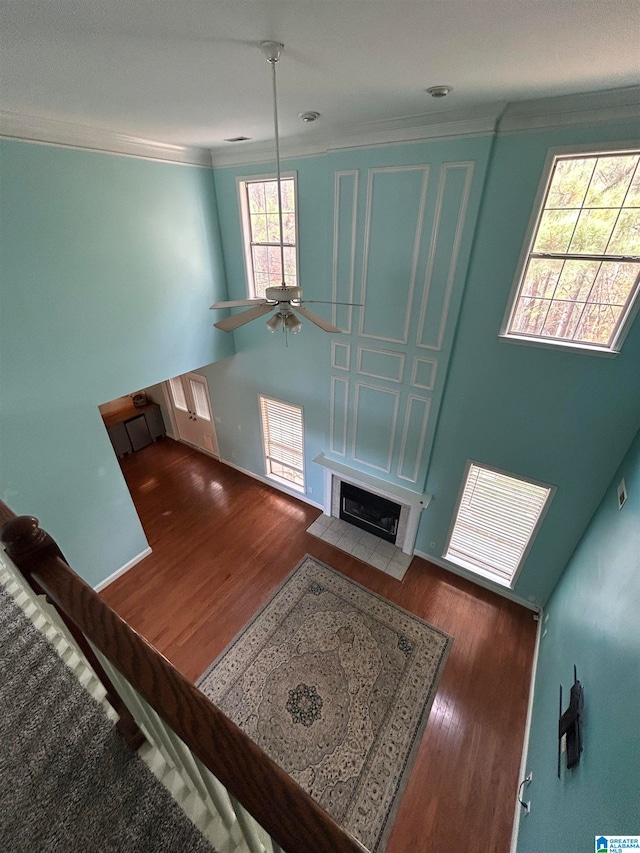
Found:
[0,504,367,853]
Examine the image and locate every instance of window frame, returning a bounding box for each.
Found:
[258,393,305,495]
[500,142,640,357]
[237,171,300,299]
[443,460,556,589]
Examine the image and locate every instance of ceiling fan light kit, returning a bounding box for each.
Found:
[210,42,361,340]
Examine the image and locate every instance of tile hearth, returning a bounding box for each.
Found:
[306,515,413,581]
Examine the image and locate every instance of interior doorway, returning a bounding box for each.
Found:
[165,372,219,457]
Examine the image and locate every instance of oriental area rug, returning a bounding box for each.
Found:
[197,555,452,852]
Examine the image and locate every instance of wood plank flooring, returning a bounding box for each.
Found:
[101,438,537,853]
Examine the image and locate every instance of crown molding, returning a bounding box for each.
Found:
[2,86,637,171]
[210,104,502,168]
[498,86,640,133]
[0,110,212,167]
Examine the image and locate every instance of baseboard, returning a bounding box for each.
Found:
[413,550,541,612]
[94,547,152,592]
[219,457,325,511]
[510,611,543,852]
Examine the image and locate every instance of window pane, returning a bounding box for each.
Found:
[250,214,268,243]
[510,297,549,336]
[584,155,638,208]
[607,209,640,255]
[540,299,583,340]
[264,181,280,213]
[533,208,579,253]
[520,258,563,298]
[589,262,638,306]
[189,379,211,421]
[547,157,595,209]
[281,179,295,213]
[284,246,297,276]
[168,377,188,412]
[568,208,618,254]
[575,302,624,345]
[247,182,266,214]
[266,213,281,244]
[254,273,270,299]
[554,260,600,301]
[252,245,269,273]
[623,162,640,207]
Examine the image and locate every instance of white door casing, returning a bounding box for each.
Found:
[166,373,219,457]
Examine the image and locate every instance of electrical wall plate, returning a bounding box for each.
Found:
[617,478,628,509]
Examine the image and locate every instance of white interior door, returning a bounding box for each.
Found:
[166,373,219,457]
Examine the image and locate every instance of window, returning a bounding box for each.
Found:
[259,395,305,493]
[445,462,554,587]
[238,174,298,299]
[503,149,640,353]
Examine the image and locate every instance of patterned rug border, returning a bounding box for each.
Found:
[197,554,453,852]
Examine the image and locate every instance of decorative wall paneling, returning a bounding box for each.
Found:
[328,157,483,494]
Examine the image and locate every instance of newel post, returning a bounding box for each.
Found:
[0,515,145,751]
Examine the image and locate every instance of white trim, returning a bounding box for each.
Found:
[93,547,152,592]
[219,457,323,510]
[510,611,543,853]
[356,346,406,383]
[236,171,299,299]
[332,170,359,334]
[314,453,430,508]
[360,165,429,344]
[0,110,210,166]
[352,381,400,474]
[411,357,438,390]
[329,376,349,457]
[331,340,351,371]
[500,142,640,355]
[397,395,432,484]
[498,86,640,134]
[417,162,475,351]
[415,550,541,612]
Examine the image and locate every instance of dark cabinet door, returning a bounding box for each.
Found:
[125,415,152,452]
[107,422,133,458]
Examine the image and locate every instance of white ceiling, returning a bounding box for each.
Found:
[2,0,640,151]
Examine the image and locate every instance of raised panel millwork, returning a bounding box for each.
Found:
[357,347,405,383]
[411,357,438,391]
[352,382,400,473]
[331,341,351,371]
[332,171,359,334]
[360,166,429,343]
[330,376,349,457]
[417,162,474,350]
[397,395,432,483]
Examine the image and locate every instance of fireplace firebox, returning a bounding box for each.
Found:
[339,481,402,544]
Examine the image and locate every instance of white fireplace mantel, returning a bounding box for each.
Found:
[313,453,432,555]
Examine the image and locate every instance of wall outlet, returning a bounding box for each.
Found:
[307,486,313,494]
[430,541,436,549]
[617,478,627,509]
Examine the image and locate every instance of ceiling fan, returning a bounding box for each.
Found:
[210,41,360,337]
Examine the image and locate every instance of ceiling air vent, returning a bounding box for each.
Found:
[224,136,251,142]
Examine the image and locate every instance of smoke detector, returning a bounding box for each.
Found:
[298,111,320,122]
[426,86,453,98]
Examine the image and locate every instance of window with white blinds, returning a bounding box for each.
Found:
[445,462,553,586]
[259,395,305,493]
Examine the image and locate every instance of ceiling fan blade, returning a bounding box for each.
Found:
[214,303,274,332]
[210,298,266,309]
[293,305,343,334]
[299,300,363,306]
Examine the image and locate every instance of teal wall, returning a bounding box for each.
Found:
[0,140,233,586]
[517,426,640,851]
[207,120,639,605]
[419,121,640,604]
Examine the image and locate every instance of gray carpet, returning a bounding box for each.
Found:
[0,585,215,853]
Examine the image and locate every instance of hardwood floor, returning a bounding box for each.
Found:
[101,438,537,853]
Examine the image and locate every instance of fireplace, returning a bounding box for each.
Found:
[340,481,402,544]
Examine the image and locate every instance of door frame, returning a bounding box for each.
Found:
[163,372,220,459]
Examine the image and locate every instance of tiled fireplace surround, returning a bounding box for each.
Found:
[308,455,431,581]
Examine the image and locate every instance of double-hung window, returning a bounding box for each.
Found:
[238,174,298,299]
[445,461,554,587]
[259,395,305,493]
[503,148,640,354]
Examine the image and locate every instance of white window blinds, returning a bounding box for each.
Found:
[259,396,304,492]
[446,463,553,585]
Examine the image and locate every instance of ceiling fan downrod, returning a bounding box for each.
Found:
[261,41,287,291]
